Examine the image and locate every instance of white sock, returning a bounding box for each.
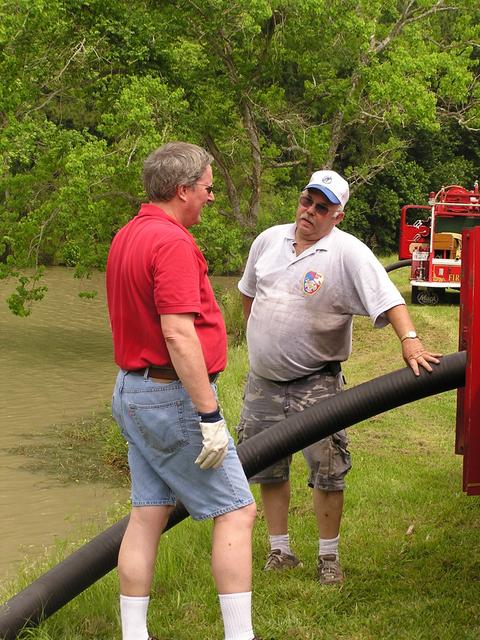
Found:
[269,533,292,555]
[319,535,340,558]
[218,591,254,640]
[120,594,150,640]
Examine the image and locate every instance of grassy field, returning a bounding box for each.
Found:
[2,263,479,640]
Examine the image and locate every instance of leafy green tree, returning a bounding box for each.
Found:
[1,0,479,313]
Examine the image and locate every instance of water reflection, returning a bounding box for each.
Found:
[0,268,128,582]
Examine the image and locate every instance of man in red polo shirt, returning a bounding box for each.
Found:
[106,142,258,640]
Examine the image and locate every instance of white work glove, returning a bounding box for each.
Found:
[195,414,229,470]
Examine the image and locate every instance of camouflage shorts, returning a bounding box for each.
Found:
[236,370,351,491]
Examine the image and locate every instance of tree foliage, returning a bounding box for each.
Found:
[0,0,479,313]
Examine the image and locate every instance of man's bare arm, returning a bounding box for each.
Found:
[161,313,218,413]
[386,304,442,376]
[241,294,254,322]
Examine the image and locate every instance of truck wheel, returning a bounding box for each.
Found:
[411,286,420,304]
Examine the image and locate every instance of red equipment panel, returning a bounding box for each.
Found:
[398,205,431,260]
[431,262,461,285]
[456,226,480,494]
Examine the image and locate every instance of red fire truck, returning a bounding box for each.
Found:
[398,182,480,304]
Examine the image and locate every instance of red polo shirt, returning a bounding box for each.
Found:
[106,203,227,372]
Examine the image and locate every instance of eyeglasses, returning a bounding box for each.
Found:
[196,182,214,194]
[299,195,331,216]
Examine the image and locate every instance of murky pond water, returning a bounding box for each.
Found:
[0,268,128,583]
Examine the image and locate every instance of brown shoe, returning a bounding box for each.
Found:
[317,554,344,584]
[264,548,302,570]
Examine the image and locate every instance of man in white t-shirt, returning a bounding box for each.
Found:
[237,169,441,584]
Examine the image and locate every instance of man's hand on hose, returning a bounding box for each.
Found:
[401,337,442,376]
[195,407,229,470]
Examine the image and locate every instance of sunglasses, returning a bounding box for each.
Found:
[299,195,331,216]
[196,182,214,194]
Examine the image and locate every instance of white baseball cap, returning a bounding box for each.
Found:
[304,170,350,209]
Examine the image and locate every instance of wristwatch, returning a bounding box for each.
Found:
[400,330,418,342]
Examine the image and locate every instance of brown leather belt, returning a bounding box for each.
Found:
[130,366,220,383]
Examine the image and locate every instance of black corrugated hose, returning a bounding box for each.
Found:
[0,351,466,639]
[385,259,412,273]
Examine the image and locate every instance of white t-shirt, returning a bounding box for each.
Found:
[238,223,405,381]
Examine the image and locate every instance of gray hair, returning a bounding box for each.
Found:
[142,142,213,201]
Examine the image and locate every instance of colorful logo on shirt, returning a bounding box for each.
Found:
[303,271,324,295]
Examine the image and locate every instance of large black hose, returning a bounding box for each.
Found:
[237,350,465,477]
[385,258,412,273]
[0,351,466,640]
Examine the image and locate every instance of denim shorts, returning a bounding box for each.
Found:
[236,370,351,491]
[112,369,254,520]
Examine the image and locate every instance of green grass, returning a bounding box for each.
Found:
[2,260,478,639]
[7,412,129,486]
